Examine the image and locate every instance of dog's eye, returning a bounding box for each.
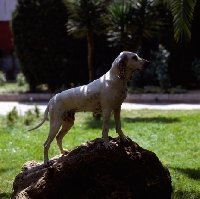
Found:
[132,55,138,61]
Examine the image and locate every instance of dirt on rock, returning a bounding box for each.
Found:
[13,137,172,199]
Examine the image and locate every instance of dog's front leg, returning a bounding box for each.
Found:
[113,107,129,142]
[102,109,112,148]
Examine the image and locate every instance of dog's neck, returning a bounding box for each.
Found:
[109,62,137,82]
[125,67,137,81]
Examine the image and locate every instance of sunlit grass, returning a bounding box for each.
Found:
[0,82,49,93]
[0,109,200,198]
[0,82,29,93]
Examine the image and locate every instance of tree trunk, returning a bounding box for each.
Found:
[87,31,94,83]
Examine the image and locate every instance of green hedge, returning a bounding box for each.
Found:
[12,0,87,92]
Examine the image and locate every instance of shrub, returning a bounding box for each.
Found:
[192,58,200,82]
[16,73,26,86]
[11,0,73,92]
[5,105,40,126]
[23,104,40,125]
[0,72,6,86]
[130,45,170,91]
[24,109,35,126]
[33,104,40,118]
[6,106,18,126]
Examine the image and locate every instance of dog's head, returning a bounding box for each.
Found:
[117,51,150,79]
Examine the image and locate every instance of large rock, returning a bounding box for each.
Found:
[13,137,172,199]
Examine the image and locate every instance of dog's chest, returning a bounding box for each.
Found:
[100,87,127,110]
[114,88,127,105]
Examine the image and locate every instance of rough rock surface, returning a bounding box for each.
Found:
[13,137,172,199]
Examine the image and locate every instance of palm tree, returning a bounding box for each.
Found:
[63,0,110,83]
[108,0,197,49]
[107,1,133,50]
[129,0,164,51]
[170,0,197,43]
[107,0,163,52]
[154,0,197,43]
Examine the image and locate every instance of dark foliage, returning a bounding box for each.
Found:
[11,0,200,91]
[12,0,88,92]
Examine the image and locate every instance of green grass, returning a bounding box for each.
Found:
[0,82,29,93]
[0,109,200,198]
[0,82,49,93]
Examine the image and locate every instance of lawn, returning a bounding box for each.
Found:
[0,109,200,199]
[0,82,29,93]
[0,82,49,94]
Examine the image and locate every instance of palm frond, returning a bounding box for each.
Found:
[170,0,197,43]
[63,0,111,38]
[107,1,133,47]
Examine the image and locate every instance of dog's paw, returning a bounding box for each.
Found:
[44,160,54,167]
[103,141,109,148]
[120,135,131,143]
[103,141,114,149]
[62,149,69,155]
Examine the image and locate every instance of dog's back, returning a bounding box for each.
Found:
[55,78,103,113]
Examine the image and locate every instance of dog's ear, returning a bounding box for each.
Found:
[118,55,127,79]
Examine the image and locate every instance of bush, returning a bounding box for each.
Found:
[33,104,40,118]
[0,72,6,86]
[6,106,18,126]
[5,105,40,126]
[12,0,87,92]
[24,109,35,126]
[130,45,170,91]
[192,58,200,82]
[16,73,26,86]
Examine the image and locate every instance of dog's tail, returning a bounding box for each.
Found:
[28,104,49,131]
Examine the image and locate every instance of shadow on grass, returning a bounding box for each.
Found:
[0,193,12,199]
[124,117,180,124]
[84,117,115,129]
[170,167,200,180]
[0,168,14,174]
[172,190,200,199]
[84,115,180,129]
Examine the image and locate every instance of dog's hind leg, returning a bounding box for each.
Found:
[56,116,75,155]
[44,120,62,165]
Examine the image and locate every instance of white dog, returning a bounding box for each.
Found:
[29,51,150,165]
